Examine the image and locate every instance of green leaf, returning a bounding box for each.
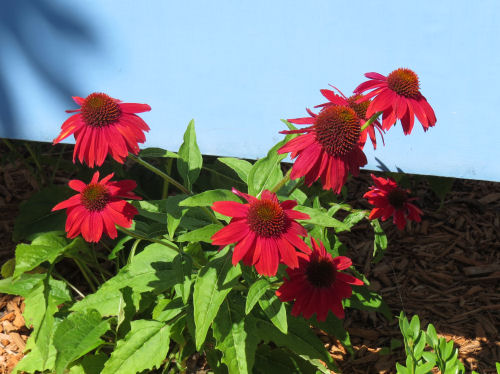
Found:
[247,140,288,196]
[295,205,349,231]
[258,291,287,334]
[253,345,318,374]
[193,247,242,350]
[396,363,410,374]
[218,157,253,184]
[371,219,387,262]
[71,243,179,316]
[53,310,110,374]
[345,286,392,320]
[108,236,133,260]
[0,273,44,296]
[426,324,438,347]
[495,362,500,374]
[1,258,15,278]
[101,320,171,374]
[13,185,73,241]
[68,353,108,374]
[177,119,203,190]
[416,362,436,374]
[414,333,426,360]
[152,297,185,322]
[177,223,223,243]
[245,278,271,315]
[410,315,421,338]
[173,254,193,304]
[343,211,367,228]
[165,194,189,238]
[180,189,241,207]
[255,314,335,372]
[13,233,70,278]
[139,147,178,158]
[213,297,259,374]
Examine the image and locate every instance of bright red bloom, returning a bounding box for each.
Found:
[53,93,151,167]
[52,171,141,242]
[211,188,311,276]
[276,238,363,321]
[354,68,436,135]
[364,174,423,230]
[279,105,367,194]
[315,86,384,149]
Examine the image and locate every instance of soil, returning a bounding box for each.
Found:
[0,140,498,373]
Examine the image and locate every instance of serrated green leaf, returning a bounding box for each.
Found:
[139,147,178,158]
[177,223,223,243]
[180,189,241,207]
[193,247,242,350]
[14,234,70,278]
[295,205,349,231]
[68,353,108,374]
[247,140,288,196]
[177,119,203,190]
[53,310,110,374]
[13,185,72,241]
[0,273,44,296]
[258,291,287,334]
[101,320,171,374]
[245,278,271,315]
[213,298,258,374]
[71,243,179,316]
[218,157,253,184]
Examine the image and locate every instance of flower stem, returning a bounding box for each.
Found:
[361,111,383,132]
[117,226,181,253]
[128,153,189,195]
[128,153,220,224]
[270,168,292,194]
[72,258,97,293]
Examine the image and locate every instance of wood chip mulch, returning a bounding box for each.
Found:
[0,141,499,373]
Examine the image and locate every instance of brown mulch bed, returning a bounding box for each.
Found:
[0,141,499,373]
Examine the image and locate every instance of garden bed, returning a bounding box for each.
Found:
[0,142,499,373]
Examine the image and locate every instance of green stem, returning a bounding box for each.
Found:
[128,153,220,224]
[162,158,174,199]
[361,111,383,132]
[117,226,181,253]
[270,168,292,193]
[128,153,189,195]
[127,239,141,265]
[73,258,97,293]
[53,270,85,299]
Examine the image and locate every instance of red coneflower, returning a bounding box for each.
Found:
[354,68,436,135]
[52,171,141,242]
[276,238,363,321]
[279,105,367,194]
[211,188,311,276]
[53,93,151,167]
[315,86,384,149]
[364,173,422,230]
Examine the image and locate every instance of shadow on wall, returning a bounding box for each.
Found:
[0,0,97,138]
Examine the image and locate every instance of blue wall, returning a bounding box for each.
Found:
[1,0,499,181]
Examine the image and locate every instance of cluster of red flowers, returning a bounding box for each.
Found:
[51,67,434,322]
[278,67,433,228]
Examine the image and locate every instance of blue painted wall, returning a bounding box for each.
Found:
[1,0,499,181]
